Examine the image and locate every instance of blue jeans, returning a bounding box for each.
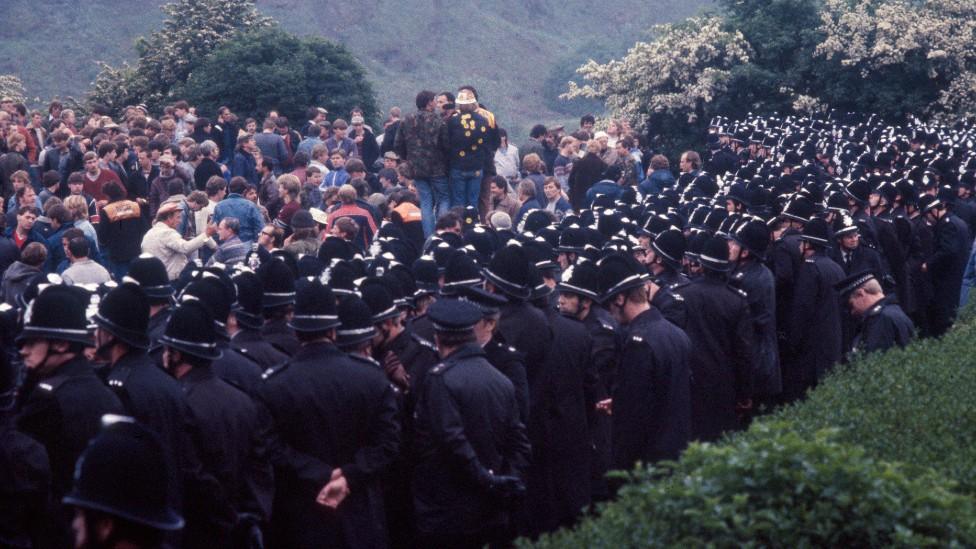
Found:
[103,255,131,281]
[414,176,450,237]
[449,168,483,210]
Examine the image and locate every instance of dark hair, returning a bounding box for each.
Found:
[530,124,548,139]
[229,176,248,195]
[17,205,40,217]
[345,159,366,174]
[435,211,461,231]
[48,204,72,224]
[97,141,116,158]
[103,181,126,202]
[194,117,210,131]
[415,90,436,110]
[292,151,309,167]
[67,235,90,258]
[435,329,476,348]
[165,179,185,196]
[21,242,47,266]
[42,170,60,188]
[490,175,509,193]
[205,176,227,197]
[498,128,508,139]
[259,158,274,172]
[580,114,595,126]
[306,107,320,120]
[172,100,189,111]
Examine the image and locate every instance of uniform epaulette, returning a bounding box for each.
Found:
[261,362,289,380]
[599,322,614,332]
[37,374,71,393]
[507,345,517,353]
[867,303,885,317]
[672,293,685,302]
[411,333,437,352]
[430,361,455,376]
[350,354,383,370]
[805,259,816,263]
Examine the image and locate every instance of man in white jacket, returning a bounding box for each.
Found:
[141,200,217,280]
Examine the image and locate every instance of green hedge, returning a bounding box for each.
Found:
[524,424,976,548]
[522,314,976,547]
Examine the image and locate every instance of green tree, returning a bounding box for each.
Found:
[179,27,378,126]
[88,0,271,114]
[564,16,752,155]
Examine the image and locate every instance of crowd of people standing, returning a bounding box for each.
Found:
[0,89,974,548]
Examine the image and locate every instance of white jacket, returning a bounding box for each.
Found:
[141,222,215,280]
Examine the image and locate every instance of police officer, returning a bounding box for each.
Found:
[228,269,289,370]
[835,271,915,354]
[676,235,755,441]
[15,284,124,543]
[643,228,690,290]
[160,298,272,548]
[729,218,782,404]
[412,298,530,548]
[457,284,530,424]
[597,253,692,469]
[483,244,553,373]
[181,276,264,396]
[555,260,618,500]
[920,195,971,336]
[0,347,50,548]
[363,277,438,393]
[258,279,399,548]
[363,278,438,549]
[126,255,175,363]
[64,419,184,549]
[259,257,300,356]
[91,282,200,518]
[785,217,845,402]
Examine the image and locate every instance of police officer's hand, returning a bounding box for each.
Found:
[316,468,350,509]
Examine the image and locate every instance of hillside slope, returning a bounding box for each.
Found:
[1,0,707,135]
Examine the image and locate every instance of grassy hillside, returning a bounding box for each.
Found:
[1,0,707,138]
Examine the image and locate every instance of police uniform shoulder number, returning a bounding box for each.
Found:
[411,333,437,352]
[430,361,452,376]
[38,374,72,393]
[261,362,290,380]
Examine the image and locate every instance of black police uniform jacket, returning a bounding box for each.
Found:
[498,299,553,376]
[675,275,755,442]
[412,343,531,537]
[770,229,804,342]
[0,414,50,548]
[259,341,400,549]
[580,306,618,500]
[231,327,289,371]
[786,251,845,396]
[483,337,530,424]
[177,366,273,548]
[15,356,123,541]
[611,307,692,469]
[926,213,971,335]
[211,338,265,397]
[731,259,781,398]
[101,351,214,517]
[522,307,598,535]
[852,297,915,355]
[261,316,300,356]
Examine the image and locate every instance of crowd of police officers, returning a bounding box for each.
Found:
[1,111,974,548]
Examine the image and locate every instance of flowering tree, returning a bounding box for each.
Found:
[89,0,271,113]
[564,17,752,129]
[0,75,26,104]
[814,0,976,120]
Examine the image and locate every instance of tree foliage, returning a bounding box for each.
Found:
[575,0,976,148]
[0,75,27,104]
[179,27,378,125]
[88,0,271,114]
